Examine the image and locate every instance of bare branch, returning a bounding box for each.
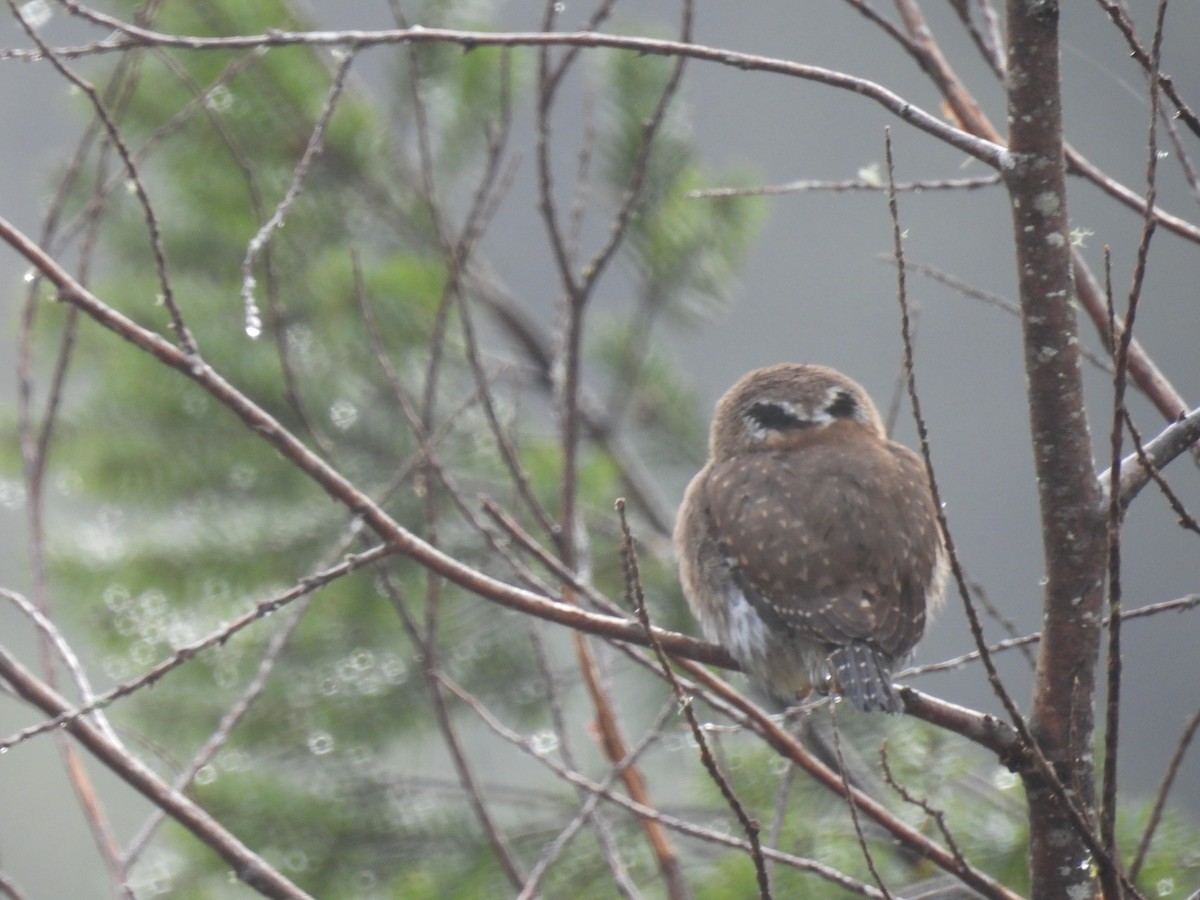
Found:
[617,499,770,899]
[122,593,315,867]
[1130,704,1200,881]
[901,593,1200,681]
[1066,144,1200,246]
[1103,2,1166,869]
[883,130,1029,734]
[0,870,29,900]
[830,707,893,899]
[0,588,122,750]
[0,212,731,667]
[438,675,887,897]
[241,51,356,340]
[1120,411,1200,535]
[886,258,1116,374]
[381,568,527,890]
[0,544,394,752]
[11,0,195,354]
[677,664,1021,899]
[879,742,972,882]
[0,646,311,900]
[0,20,1009,167]
[853,0,1193,428]
[690,173,1001,198]
[1104,405,1200,511]
[1094,0,1200,139]
[514,697,673,900]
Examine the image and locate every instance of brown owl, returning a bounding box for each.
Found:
[674,364,946,713]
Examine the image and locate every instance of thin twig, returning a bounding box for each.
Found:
[1159,104,1200,199]
[439,675,885,897]
[526,616,642,898]
[0,646,311,900]
[122,593,316,866]
[466,277,677,535]
[11,0,196,354]
[886,257,1114,373]
[0,871,28,900]
[616,499,770,899]
[853,0,1193,428]
[544,0,620,94]
[764,760,797,884]
[873,0,1200,250]
[0,544,394,753]
[514,698,674,900]
[678,665,1020,898]
[10,14,161,891]
[946,0,1005,77]
[879,742,972,877]
[1106,406,1200,511]
[883,306,918,438]
[1130,705,1200,881]
[967,580,1038,669]
[536,6,696,894]
[0,589,123,750]
[240,51,356,340]
[901,593,1200,679]
[1102,242,1127,876]
[1094,0,1200,139]
[1103,2,1167,869]
[380,569,527,891]
[1117,411,1200,533]
[886,126,1140,897]
[883,130,1026,732]
[480,497,628,619]
[577,2,695,300]
[0,21,1010,168]
[830,706,892,899]
[440,61,563,544]
[136,46,332,458]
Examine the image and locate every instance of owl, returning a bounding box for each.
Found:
[674,364,946,713]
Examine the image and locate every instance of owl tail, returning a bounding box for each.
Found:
[828,642,903,714]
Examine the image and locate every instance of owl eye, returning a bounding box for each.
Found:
[825,391,858,419]
[746,401,813,432]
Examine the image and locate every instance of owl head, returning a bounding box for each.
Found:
[708,363,886,460]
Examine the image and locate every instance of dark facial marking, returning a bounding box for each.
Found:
[746,401,812,432]
[825,390,858,420]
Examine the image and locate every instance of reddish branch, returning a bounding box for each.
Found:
[533,4,696,892]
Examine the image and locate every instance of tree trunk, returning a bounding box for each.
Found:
[1004,2,1109,897]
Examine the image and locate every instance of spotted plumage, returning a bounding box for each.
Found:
[674,364,946,713]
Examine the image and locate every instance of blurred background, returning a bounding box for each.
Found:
[2,1,1198,896]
